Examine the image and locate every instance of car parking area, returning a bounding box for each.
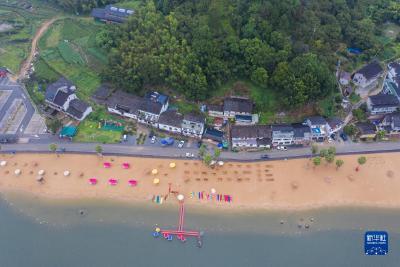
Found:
[0,77,39,137]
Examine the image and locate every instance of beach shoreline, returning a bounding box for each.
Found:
[1,152,400,212]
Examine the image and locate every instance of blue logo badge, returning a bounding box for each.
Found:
[365,231,388,255]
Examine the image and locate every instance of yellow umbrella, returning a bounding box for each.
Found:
[151,169,158,175]
[169,162,176,168]
[155,227,161,233]
[153,178,160,185]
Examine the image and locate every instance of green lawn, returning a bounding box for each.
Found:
[74,120,122,143]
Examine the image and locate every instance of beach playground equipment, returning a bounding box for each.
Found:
[153,195,203,247]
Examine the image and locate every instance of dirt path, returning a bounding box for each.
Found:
[11,17,60,81]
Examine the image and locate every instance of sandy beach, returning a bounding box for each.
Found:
[1,152,400,210]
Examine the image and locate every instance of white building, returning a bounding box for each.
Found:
[352,61,383,88]
[158,110,183,134]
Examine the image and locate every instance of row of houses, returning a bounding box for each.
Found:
[45,77,92,121]
[93,88,208,139]
[231,116,344,149]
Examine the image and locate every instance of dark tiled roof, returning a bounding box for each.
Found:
[231,125,271,139]
[158,110,183,128]
[327,117,344,128]
[69,99,90,113]
[356,122,376,135]
[45,77,74,102]
[272,124,294,133]
[203,128,224,142]
[106,90,144,114]
[53,89,73,107]
[369,94,400,107]
[91,5,134,23]
[183,113,205,124]
[92,85,112,100]
[140,101,162,114]
[307,116,327,125]
[292,123,311,138]
[207,104,223,112]
[223,97,253,113]
[355,61,383,80]
[66,99,90,119]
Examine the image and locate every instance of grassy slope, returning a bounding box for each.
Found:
[38,17,107,101]
[0,2,60,72]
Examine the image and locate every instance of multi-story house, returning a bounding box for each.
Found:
[367,94,399,115]
[231,125,271,149]
[181,113,205,138]
[271,124,294,146]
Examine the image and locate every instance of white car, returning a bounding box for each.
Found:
[277,146,288,151]
[178,140,185,148]
[151,136,156,144]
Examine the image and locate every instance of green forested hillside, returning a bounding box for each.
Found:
[53,0,400,110]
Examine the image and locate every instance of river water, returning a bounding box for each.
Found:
[0,192,399,267]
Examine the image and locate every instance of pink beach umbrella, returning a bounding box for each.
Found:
[108,178,118,185]
[103,162,111,168]
[128,179,138,187]
[122,163,130,169]
[89,178,98,185]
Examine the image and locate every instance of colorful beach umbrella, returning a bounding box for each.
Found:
[103,162,111,168]
[151,169,158,175]
[211,188,216,194]
[128,179,138,186]
[108,178,118,185]
[177,194,184,201]
[0,160,7,166]
[153,178,160,185]
[89,178,98,185]
[169,162,176,168]
[38,170,45,175]
[14,169,21,175]
[122,163,130,169]
[63,171,70,176]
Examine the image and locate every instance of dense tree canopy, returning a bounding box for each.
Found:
[57,0,399,108]
[47,0,117,13]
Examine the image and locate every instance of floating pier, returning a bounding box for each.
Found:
[153,195,203,247]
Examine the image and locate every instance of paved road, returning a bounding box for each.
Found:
[0,77,35,136]
[2,140,400,161]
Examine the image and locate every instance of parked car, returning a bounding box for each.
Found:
[277,146,287,151]
[330,134,336,140]
[340,132,348,141]
[185,152,195,158]
[178,140,185,148]
[260,154,270,159]
[151,136,157,144]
